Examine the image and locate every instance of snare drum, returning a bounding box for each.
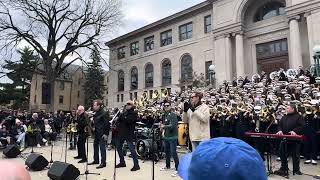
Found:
[178,122,188,146]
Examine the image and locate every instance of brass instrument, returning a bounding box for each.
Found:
[67,114,78,133]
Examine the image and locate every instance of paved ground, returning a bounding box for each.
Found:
[0,135,319,180]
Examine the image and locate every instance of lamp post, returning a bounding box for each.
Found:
[209,64,216,88]
[313,45,320,77]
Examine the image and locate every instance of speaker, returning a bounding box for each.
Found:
[47,161,80,180]
[3,145,21,158]
[25,154,49,171]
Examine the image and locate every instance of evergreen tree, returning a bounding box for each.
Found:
[84,47,106,108]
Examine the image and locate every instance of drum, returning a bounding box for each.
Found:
[178,122,188,146]
[136,139,158,158]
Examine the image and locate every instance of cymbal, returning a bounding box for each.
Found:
[136,122,146,125]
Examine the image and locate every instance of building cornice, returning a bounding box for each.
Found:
[285,0,320,19]
[105,1,212,47]
[213,22,243,39]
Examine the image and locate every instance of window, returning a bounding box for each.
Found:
[130,93,133,100]
[131,67,138,90]
[77,91,80,98]
[59,96,64,104]
[121,94,124,102]
[130,41,139,56]
[254,2,285,22]
[160,30,172,46]
[179,22,193,41]
[162,59,172,86]
[134,92,138,100]
[117,46,126,59]
[118,70,124,92]
[145,63,154,88]
[34,95,36,104]
[149,90,153,99]
[204,15,212,33]
[117,95,120,102]
[256,39,288,59]
[41,83,51,104]
[60,81,65,90]
[144,36,154,51]
[181,54,193,81]
[205,61,213,80]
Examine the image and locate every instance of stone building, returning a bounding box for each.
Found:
[106,0,320,108]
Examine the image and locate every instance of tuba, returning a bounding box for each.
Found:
[269,71,278,80]
[252,74,261,83]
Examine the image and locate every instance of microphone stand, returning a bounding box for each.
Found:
[80,134,100,180]
[64,129,68,163]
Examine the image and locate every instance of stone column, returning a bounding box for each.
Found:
[305,12,314,65]
[225,34,233,80]
[235,33,245,77]
[289,16,303,68]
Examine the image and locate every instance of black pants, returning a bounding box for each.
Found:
[43,132,57,142]
[77,134,86,160]
[93,134,106,164]
[304,133,318,160]
[279,140,300,172]
[254,138,266,160]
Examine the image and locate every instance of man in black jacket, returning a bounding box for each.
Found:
[115,101,140,171]
[88,100,110,169]
[74,106,88,163]
[274,104,305,177]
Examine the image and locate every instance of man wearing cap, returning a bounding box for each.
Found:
[274,104,305,176]
[178,137,267,180]
[160,102,179,175]
[115,100,140,171]
[183,91,210,150]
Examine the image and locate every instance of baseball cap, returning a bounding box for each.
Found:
[178,137,267,180]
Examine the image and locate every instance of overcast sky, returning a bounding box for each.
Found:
[0,0,206,83]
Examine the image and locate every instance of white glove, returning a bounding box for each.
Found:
[102,134,108,141]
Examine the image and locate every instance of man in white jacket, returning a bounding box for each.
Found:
[182,91,211,150]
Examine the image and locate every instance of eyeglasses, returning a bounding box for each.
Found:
[191,96,197,98]
[127,103,132,106]
[164,105,170,107]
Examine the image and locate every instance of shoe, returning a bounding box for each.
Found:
[171,171,178,177]
[294,171,302,175]
[42,138,47,143]
[160,167,170,171]
[96,163,106,169]
[304,160,311,164]
[274,169,289,177]
[74,156,82,159]
[130,166,140,171]
[88,161,99,165]
[115,163,126,168]
[45,142,48,146]
[312,160,317,165]
[37,144,41,148]
[78,159,87,163]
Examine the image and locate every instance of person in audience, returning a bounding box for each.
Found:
[27,119,47,148]
[43,119,57,146]
[11,119,26,151]
[0,125,12,147]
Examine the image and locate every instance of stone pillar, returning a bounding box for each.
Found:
[225,34,233,80]
[289,16,303,68]
[235,33,245,77]
[305,12,314,65]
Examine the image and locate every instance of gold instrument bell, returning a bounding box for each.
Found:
[304,104,313,115]
[67,123,78,133]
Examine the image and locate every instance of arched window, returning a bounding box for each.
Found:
[130,67,138,90]
[254,2,285,22]
[181,54,193,81]
[162,59,172,86]
[118,70,124,92]
[145,63,153,88]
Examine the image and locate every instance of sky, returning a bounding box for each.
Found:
[0,0,206,83]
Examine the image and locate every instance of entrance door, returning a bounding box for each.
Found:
[256,39,289,74]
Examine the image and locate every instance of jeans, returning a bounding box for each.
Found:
[164,139,179,170]
[69,132,78,148]
[93,135,106,164]
[15,132,26,148]
[191,141,201,151]
[116,139,139,167]
[77,134,87,160]
[279,140,300,172]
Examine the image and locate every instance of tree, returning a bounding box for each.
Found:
[0,0,121,111]
[2,46,39,108]
[84,47,106,108]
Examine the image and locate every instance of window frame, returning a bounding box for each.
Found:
[181,54,193,81]
[118,70,125,92]
[254,2,285,22]
[145,63,154,88]
[162,59,172,86]
[130,67,138,90]
[179,22,193,41]
[130,41,139,56]
[204,15,212,33]
[117,46,126,59]
[144,36,154,52]
[59,95,64,104]
[160,30,172,47]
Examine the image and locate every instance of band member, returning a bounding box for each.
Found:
[182,91,210,150]
[303,104,317,165]
[88,100,110,169]
[74,106,88,163]
[160,102,179,175]
[67,110,77,150]
[274,104,305,177]
[115,101,140,171]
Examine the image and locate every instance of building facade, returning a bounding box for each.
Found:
[106,0,320,108]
